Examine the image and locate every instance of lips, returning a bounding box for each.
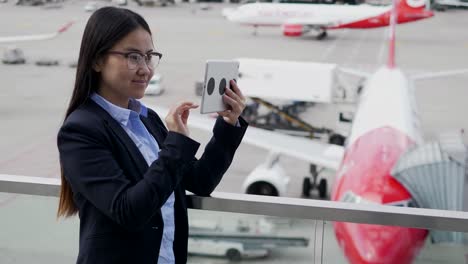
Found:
[132,80,147,86]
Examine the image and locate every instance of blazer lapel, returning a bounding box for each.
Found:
[86,100,148,177]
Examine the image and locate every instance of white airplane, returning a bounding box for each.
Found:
[0,21,74,44]
[223,0,433,39]
[0,21,74,64]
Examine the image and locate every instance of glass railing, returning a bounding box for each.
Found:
[0,192,78,264]
[2,174,468,264]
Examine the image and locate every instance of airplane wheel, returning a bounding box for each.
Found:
[302,177,311,197]
[329,134,346,146]
[246,182,278,196]
[318,179,327,199]
[316,31,327,40]
[226,248,242,262]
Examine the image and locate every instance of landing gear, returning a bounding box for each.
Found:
[302,177,312,197]
[226,248,242,262]
[316,30,328,40]
[252,25,258,36]
[318,178,327,199]
[329,133,346,146]
[302,164,328,199]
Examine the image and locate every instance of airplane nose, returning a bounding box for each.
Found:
[226,13,240,22]
[334,222,428,264]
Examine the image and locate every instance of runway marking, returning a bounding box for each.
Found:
[320,29,349,62]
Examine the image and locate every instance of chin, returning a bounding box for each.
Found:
[131,91,145,100]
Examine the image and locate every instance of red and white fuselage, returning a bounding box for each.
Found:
[331,67,428,264]
[226,3,390,27]
[224,0,433,37]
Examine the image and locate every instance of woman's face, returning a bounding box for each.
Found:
[96,27,155,107]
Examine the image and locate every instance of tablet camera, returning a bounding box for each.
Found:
[219,78,226,95]
[207,77,215,95]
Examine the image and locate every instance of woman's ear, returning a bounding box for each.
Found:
[93,58,103,72]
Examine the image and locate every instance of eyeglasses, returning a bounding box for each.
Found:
[107,51,163,70]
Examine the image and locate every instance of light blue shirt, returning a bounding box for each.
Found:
[91,93,175,264]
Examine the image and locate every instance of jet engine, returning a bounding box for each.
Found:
[282,24,306,37]
[242,152,290,196]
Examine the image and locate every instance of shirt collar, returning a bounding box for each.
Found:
[91,93,148,126]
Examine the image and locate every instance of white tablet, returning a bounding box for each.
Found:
[200,60,240,114]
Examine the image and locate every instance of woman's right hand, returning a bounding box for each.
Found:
[165,101,199,137]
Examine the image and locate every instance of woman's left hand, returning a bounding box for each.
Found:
[217,80,246,126]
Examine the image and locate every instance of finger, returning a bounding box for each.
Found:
[225,87,246,112]
[179,104,199,111]
[223,94,241,113]
[230,80,245,102]
[175,103,199,116]
[181,108,190,122]
[225,89,245,112]
[225,86,242,104]
[217,109,232,117]
[174,101,197,110]
[169,101,195,116]
[179,104,199,123]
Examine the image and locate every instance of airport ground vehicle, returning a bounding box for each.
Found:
[84,1,97,12]
[35,58,59,66]
[2,47,25,64]
[188,237,268,261]
[134,0,175,6]
[188,232,309,261]
[188,216,309,261]
[144,74,165,96]
[433,0,468,9]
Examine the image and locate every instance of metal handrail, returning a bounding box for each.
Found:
[1,174,468,232]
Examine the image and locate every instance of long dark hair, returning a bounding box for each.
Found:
[58,7,152,218]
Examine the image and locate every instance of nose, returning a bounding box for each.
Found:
[136,61,152,75]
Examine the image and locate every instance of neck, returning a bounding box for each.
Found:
[97,87,129,109]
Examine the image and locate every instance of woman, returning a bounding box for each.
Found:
[57,7,247,264]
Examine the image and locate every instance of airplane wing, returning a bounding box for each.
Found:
[0,21,74,44]
[236,58,339,103]
[148,104,344,170]
[337,67,372,79]
[411,69,468,81]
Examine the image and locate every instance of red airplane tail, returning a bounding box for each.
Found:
[396,0,434,24]
[389,0,433,68]
[397,0,427,11]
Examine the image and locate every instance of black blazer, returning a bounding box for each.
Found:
[57,99,247,264]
